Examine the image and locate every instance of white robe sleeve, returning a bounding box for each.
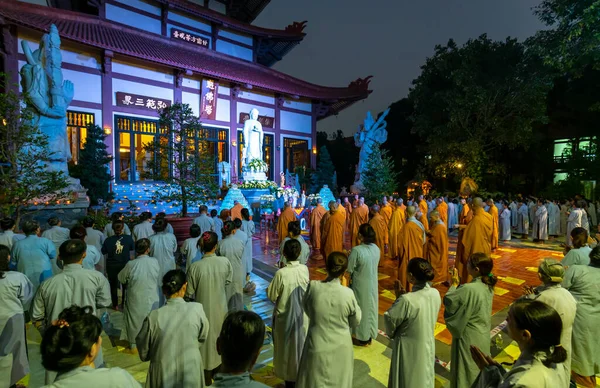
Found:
[443,285,470,338]
[383,296,410,339]
[136,317,152,362]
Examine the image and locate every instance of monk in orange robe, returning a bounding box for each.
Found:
[426,210,448,284]
[397,206,426,291]
[388,196,397,210]
[436,198,448,226]
[487,198,499,251]
[380,198,393,229]
[418,196,429,231]
[343,197,353,228]
[460,197,492,283]
[321,201,346,259]
[277,202,297,244]
[336,199,346,229]
[388,199,406,259]
[455,198,473,281]
[309,199,327,252]
[369,205,388,261]
[349,197,369,247]
[230,201,244,221]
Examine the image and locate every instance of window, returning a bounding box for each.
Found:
[283,137,309,174]
[67,110,95,165]
[238,131,274,180]
[115,116,228,182]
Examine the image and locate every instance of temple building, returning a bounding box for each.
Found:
[0,0,371,201]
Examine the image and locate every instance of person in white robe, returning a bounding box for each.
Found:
[31,239,111,384]
[562,228,592,267]
[0,218,25,249]
[147,218,177,279]
[522,258,576,385]
[0,245,34,388]
[547,200,560,237]
[240,208,256,282]
[528,200,536,225]
[385,258,441,388]
[217,221,246,311]
[499,202,511,241]
[211,209,223,240]
[444,253,495,388]
[560,201,569,236]
[279,220,310,266]
[194,205,215,235]
[581,203,590,233]
[10,220,56,300]
[516,202,529,238]
[562,246,600,387]
[117,238,160,351]
[42,216,71,254]
[471,299,569,388]
[509,200,518,228]
[181,224,202,272]
[566,204,584,247]
[137,269,209,388]
[347,223,380,346]
[132,212,154,241]
[589,201,597,227]
[103,212,132,237]
[69,226,102,271]
[532,200,548,242]
[212,311,269,388]
[40,305,141,388]
[82,217,105,253]
[232,218,251,289]
[296,252,361,388]
[186,231,233,385]
[448,200,458,231]
[155,213,174,235]
[267,238,309,385]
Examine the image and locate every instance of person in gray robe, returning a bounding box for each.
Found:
[385,258,441,388]
[499,202,512,241]
[137,269,209,388]
[471,300,569,388]
[40,305,141,388]
[547,200,561,236]
[532,200,548,242]
[181,224,202,272]
[133,212,155,241]
[444,253,495,388]
[509,201,518,228]
[279,221,310,266]
[0,218,25,249]
[42,216,70,254]
[117,238,160,351]
[212,311,269,388]
[217,221,246,311]
[241,209,256,280]
[70,226,102,271]
[231,219,250,286]
[0,245,34,388]
[211,209,223,240]
[516,202,529,238]
[296,252,361,388]
[194,206,215,235]
[347,223,380,345]
[562,228,592,268]
[10,220,56,301]
[83,216,105,253]
[562,246,600,386]
[186,231,233,384]
[566,204,584,247]
[267,239,309,385]
[103,212,132,237]
[148,218,178,279]
[31,239,111,384]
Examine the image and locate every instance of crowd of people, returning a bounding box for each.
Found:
[0,190,598,388]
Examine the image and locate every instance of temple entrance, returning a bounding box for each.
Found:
[283,137,309,173]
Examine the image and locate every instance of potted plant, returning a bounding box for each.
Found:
[144,103,218,243]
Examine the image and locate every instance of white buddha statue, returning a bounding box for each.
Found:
[242,108,263,166]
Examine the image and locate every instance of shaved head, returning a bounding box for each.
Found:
[473,197,484,209]
[359,197,365,205]
[407,206,416,217]
[316,198,322,204]
[397,198,403,205]
[328,201,337,211]
[372,205,380,213]
[430,210,440,221]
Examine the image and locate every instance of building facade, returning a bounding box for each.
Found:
[0,0,371,193]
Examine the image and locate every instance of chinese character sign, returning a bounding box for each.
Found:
[171,28,210,48]
[239,113,274,128]
[116,92,171,112]
[200,79,218,120]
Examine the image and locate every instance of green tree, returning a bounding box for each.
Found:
[311,146,336,193]
[0,75,70,225]
[70,124,114,205]
[409,35,551,182]
[144,103,218,217]
[532,0,600,73]
[362,143,398,203]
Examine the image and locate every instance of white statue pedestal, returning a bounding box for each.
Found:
[242,171,267,182]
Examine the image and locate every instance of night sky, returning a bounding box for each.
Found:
[255,0,545,136]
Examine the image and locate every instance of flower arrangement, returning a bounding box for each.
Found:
[246,158,268,173]
[234,180,278,189]
[274,185,299,198]
[307,193,321,205]
[259,194,275,209]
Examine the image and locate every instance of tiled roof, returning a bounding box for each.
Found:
[1,1,371,119]
[220,0,272,23]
